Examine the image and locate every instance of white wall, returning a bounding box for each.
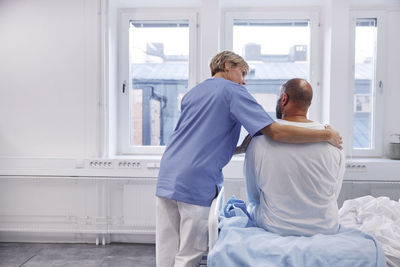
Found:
[383,10,400,156]
[0,0,102,158]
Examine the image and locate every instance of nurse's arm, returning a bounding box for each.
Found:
[260,122,343,149]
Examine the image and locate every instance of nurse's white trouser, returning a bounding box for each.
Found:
[156,196,210,267]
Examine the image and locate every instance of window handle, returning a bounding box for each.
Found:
[122,80,126,93]
[378,80,383,94]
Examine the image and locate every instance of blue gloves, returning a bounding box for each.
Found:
[224,196,251,218]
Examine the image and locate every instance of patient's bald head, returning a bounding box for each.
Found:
[275,78,313,120]
[281,78,313,106]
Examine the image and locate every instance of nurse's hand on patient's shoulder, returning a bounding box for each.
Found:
[234,134,252,154]
[325,125,343,150]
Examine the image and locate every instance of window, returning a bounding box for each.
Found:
[115,8,385,157]
[118,10,197,154]
[350,13,384,156]
[232,19,310,119]
[130,20,189,146]
[225,12,319,144]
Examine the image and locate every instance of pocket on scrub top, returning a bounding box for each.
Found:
[194,219,208,251]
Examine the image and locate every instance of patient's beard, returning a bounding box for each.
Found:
[275,98,283,119]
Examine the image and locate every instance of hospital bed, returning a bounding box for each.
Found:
[197,187,225,267]
[204,187,399,267]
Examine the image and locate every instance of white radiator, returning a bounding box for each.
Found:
[0,176,158,243]
[123,183,156,228]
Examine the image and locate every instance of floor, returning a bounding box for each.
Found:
[0,242,156,267]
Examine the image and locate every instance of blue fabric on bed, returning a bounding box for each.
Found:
[224,196,253,225]
[207,202,386,267]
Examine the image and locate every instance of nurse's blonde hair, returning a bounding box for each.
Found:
[209,51,249,76]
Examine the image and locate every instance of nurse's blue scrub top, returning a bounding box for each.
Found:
[156,78,274,207]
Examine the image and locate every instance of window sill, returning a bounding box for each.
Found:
[225,156,400,181]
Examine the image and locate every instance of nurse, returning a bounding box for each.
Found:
[155,50,342,267]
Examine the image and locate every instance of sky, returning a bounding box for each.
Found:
[129,23,375,64]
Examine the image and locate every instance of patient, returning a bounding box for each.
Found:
[244,78,345,236]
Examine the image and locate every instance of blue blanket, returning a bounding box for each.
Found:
[208,199,386,267]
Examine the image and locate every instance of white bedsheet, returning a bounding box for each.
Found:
[207,199,386,267]
[340,195,400,267]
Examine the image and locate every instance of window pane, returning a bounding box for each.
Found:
[353,18,377,149]
[233,19,310,142]
[129,20,189,146]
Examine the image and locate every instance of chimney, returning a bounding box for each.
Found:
[289,45,307,62]
[243,43,261,61]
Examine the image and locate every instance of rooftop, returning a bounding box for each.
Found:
[132,62,373,80]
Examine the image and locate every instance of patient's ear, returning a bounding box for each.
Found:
[282,93,289,105]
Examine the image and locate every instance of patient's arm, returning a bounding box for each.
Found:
[260,122,343,149]
[234,134,252,154]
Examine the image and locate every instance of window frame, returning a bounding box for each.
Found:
[223,10,322,122]
[348,10,385,157]
[117,8,198,155]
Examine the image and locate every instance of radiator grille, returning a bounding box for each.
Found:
[123,183,156,228]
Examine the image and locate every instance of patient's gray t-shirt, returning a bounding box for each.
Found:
[244,119,345,236]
